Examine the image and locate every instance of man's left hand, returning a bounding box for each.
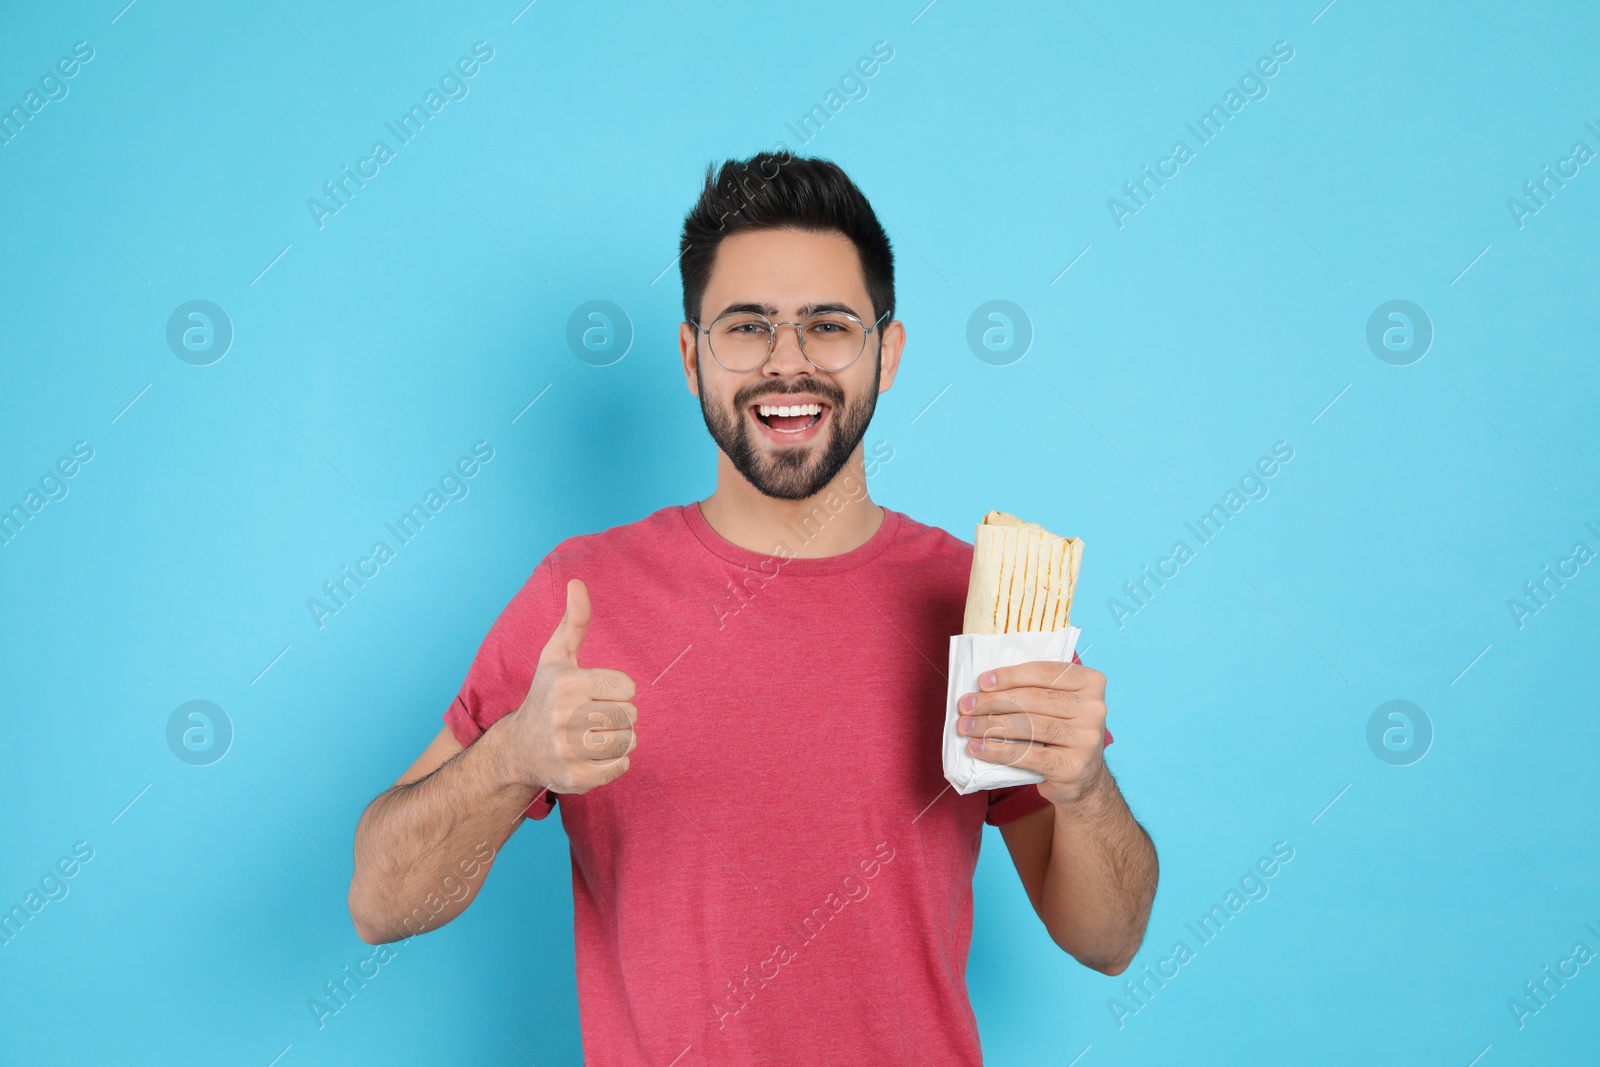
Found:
[957,660,1109,807]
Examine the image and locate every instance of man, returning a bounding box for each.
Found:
[349,153,1158,1065]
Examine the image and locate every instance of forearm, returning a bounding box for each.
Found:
[349,715,538,943]
[1039,768,1158,973]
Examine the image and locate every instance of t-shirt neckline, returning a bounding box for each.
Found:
[679,500,902,576]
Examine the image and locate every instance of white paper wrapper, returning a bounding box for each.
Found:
[942,626,1082,795]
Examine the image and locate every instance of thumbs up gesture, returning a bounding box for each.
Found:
[508,578,638,795]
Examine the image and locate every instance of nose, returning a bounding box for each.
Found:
[763,321,811,377]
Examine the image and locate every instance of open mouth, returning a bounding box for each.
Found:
[752,401,827,435]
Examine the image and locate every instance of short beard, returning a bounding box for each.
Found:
[697,353,881,501]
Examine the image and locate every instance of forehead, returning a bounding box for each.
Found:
[702,228,870,311]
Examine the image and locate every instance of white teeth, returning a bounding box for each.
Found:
[756,403,822,417]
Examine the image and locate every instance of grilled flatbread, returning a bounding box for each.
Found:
[961,510,1083,634]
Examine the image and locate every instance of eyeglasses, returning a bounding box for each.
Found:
[690,308,891,373]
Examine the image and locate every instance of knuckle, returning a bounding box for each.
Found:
[978,715,1011,741]
[983,694,1023,717]
[1038,715,1066,746]
[588,668,637,703]
[589,700,626,730]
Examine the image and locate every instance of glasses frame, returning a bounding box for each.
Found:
[689,307,892,374]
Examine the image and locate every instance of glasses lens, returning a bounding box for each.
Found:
[709,314,773,371]
[801,313,865,371]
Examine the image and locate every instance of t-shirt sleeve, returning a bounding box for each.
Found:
[983,650,1114,827]
[443,553,564,821]
[985,783,1052,826]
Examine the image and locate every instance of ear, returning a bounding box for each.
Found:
[679,322,700,397]
[876,319,905,395]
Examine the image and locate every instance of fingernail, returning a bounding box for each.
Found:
[980,671,996,688]
[959,694,975,712]
[959,715,974,733]
[968,737,984,752]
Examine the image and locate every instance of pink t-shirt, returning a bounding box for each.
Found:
[445,503,1110,1065]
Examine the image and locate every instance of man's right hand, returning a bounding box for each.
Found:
[505,578,638,796]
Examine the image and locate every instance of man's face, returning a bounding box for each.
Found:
[679,228,903,501]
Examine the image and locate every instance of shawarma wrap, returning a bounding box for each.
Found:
[961,510,1083,635]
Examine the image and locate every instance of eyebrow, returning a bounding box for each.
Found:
[712,301,864,320]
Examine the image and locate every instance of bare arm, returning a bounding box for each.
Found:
[348,578,637,944]
[999,769,1158,974]
[348,723,535,944]
[959,658,1157,974]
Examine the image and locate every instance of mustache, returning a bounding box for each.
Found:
[736,382,845,406]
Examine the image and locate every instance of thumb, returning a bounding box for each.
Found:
[538,578,592,669]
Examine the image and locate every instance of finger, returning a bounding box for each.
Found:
[978,660,1102,693]
[967,734,1068,776]
[576,667,636,702]
[562,700,635,761]
[538,578,593,669]
[970,686,1087,721]
[573,699,637,732]
[566,697,633,764]
[956,693,1039,769]
[962,728,1040,770]
[960,709,1077,748]
[575,725,636,763]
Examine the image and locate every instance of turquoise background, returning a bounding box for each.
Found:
[2,0,1597,1063]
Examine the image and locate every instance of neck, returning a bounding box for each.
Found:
[698,447,883,559]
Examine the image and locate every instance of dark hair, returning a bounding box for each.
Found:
[678,152,895,328]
